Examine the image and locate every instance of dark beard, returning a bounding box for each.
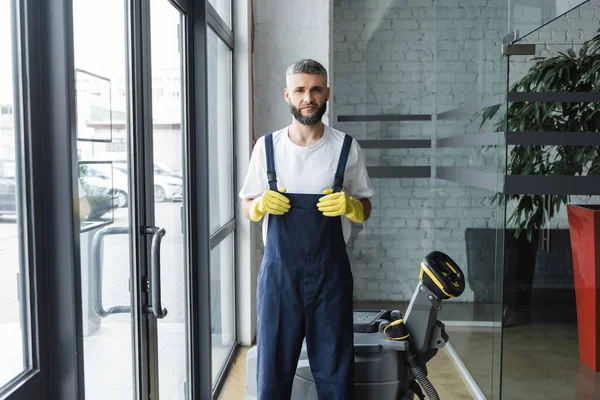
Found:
[289,102,327,126]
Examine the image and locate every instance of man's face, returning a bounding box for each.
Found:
[284,73,330,126]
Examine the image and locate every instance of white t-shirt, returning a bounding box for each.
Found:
[239,124,375,244]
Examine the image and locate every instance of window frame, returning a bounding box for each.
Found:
[1,0,238,398]
[1,0,86,398]
[204,0,238,397]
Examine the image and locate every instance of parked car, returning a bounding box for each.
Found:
[0,159,117,220]
[80,180,120,220]
[112,160,183,179]
[81,163,182,207]
[110,161,183,203]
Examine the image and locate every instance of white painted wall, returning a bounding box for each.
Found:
[235,0,333,345]
[234,0,256,346]
[252,0,332,137]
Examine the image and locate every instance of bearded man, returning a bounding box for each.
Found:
[239,58,374,400]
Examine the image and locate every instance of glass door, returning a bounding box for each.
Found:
[73,1,135,397]
[500,2,600,398]
[0,0,34,392]
[147,1,190,398]
[73,0,193,398]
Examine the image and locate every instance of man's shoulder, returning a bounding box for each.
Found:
[253,128,286,153]
[270,127,288,143]
[324,125,364,159]
[325,125,354,143]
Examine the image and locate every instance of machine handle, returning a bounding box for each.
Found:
[91,226,131,318]
[146,226,168,319]
[420,251,465,299]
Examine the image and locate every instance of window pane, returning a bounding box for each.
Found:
[208,0,231,28]
[210,234,235,382]
[0,0,32,388]
[207,28,234,234]
[149,1,190,398]
[73,0,136,398]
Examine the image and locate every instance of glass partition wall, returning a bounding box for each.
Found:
[333,0,506,398]
[501,1,600,399]
[333,0,600,398]
[333,0,436,307]
[433,1,508,399]
[333,1,436,308]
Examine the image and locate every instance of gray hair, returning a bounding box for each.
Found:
[286,59,328,83]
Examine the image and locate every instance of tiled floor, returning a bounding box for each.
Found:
[4,302,599,399]
[448,322,600,400]
[0,322,233,399]
[217,345,474,400]
[81,323,234,399]
[218,302,600,399]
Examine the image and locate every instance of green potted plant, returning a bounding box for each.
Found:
[481,28,600,241]
[480,28,600,370]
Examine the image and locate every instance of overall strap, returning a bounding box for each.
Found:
[333,134,353,193]
[264,133,278,191]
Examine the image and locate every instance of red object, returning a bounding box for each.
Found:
[567,204,600,372]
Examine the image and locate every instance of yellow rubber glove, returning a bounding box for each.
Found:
[249,188,290,222]
[317,189,365,223]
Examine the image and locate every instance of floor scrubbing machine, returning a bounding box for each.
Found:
[245,250,466,400]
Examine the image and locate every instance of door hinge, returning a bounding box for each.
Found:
[502,29,536,56]
[502,30,519,44]
[502,43,536,56]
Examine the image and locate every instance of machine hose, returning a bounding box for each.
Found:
[410,366,440,400]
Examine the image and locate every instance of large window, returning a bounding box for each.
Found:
[0,0,233,398]
[0,0,33,391]
[206,1,236,390]
[208,29,234,235]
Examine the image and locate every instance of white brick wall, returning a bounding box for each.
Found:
[334,0,480,302]
[332,0,600,303]
[346,177,436,301]
[249,0,599,305]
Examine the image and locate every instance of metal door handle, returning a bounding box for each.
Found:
[146,226,168,319]
[91,226,131,318]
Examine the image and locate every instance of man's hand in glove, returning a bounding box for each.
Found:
[317,189,365,223]
[249,188,291,222]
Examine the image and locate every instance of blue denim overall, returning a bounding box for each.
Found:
[256,133,355,400]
